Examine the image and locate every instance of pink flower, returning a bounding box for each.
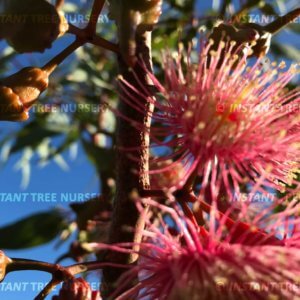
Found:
[118,39,300,202]
[52,278,101,300]
[100,197,300,300]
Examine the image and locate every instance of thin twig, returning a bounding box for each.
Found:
[34,261,130,299]
[42,39,84,74]
[7,258,58,274]
[7,258,121,300]
[264,7,300,34]
[35,278,63,300]
[68,24,119,53]
[86,0,106,36]
[68,23,87,39]
[88,35,119,54]
[6,259,74,300]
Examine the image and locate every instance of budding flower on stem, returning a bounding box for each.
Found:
[209,8,300,61]
[0,0,69,53]
[208,22,259,66]
[0,39,83,122]
[0,67,49,121]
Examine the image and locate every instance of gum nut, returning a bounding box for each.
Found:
[2,67,49,108]
[0,86,28,121]
[0,251,12,282]
[5,0,61,53]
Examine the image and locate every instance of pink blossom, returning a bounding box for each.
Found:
[118,39,300,202]
[52,278,101,300]
[99,197,300,300]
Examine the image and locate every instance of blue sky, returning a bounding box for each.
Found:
[0,0,101,298]
[0,0,299,299]
[0,139,99,299]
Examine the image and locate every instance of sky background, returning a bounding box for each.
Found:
[0,0,299,299]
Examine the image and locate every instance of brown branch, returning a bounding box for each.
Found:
[6,258,74,300]
[35,277,67,300]
[7,258,60,274]
[6,257,119,300]
[88,35,119,54]
[68,23,86,38]
[264,7,300,34]
[101,31,154,297]
[68,24,119,53]
[34,260,121,300]
[42,39,84,74]
[86,0,106,36]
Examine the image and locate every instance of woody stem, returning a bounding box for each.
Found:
[85,0,106,36]
[42,39,84,74]
[101,32,154,297]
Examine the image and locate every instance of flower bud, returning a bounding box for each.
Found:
[3,0,68,53]
[52,278,101,300]
[150,159,185,190]
[0,67,48,121]
[58,11,69,38]
[236,23,272,58]
[206,21,261,69]
[0,250,12,282]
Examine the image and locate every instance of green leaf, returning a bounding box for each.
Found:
[10,118,71,154]
[38,128,79,163]
[0,210,65,249]
[272,43,300,61]
[66,69,89,83]
[63,2,78,13]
